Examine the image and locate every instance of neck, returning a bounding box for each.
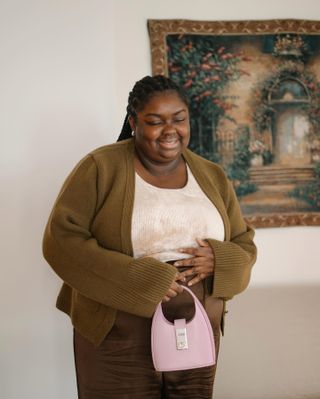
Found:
[134,148,183,177]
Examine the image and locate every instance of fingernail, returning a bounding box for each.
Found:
[188,282,192,286]
[174,262,180,266]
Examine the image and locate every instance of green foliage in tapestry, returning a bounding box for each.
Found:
[226,127,257,197]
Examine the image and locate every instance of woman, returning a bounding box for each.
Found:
[43,75,257,398]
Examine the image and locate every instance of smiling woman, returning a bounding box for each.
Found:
[131,91,191,188]
[131,91,190,159]
[42,75,257,399]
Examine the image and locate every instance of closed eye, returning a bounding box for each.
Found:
[146,120,163,126]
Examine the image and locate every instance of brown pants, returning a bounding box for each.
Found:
[74,279,223,399]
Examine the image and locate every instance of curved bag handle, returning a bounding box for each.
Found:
[151,285,215,372]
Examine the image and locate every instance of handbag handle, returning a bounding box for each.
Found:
[158,285,203,324]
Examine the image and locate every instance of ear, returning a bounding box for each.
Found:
[128,115,136,132]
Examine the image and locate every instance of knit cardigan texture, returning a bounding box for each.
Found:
[43,138,257,346]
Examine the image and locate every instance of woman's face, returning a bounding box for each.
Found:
[129,91,190,164]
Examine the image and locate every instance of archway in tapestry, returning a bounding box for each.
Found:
[268,78,311,165]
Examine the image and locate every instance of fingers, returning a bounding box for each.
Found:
[196,237,210,247]
[187,273,207,287]
[174,256,209,268]
[179,267,212,281]
[175,272,186,283]
[162,281,183,302]
[174,258,194,267]
[177,238,209,255]
[173,281,184,294]
[179,267,197,278]
[176,246,213,261]
[168,281,184,296]
[167,288,179,297]
[177,247,198,256]
[162,274,184,303]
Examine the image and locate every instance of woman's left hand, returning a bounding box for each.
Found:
[173,238,215,287]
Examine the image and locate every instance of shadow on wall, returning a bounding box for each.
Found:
[214,284,320,399]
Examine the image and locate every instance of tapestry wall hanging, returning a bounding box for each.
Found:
[148,19,320,228]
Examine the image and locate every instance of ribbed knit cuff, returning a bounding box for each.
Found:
[120,257,177,316]
[207,239,253,299]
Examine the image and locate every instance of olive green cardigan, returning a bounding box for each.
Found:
[43,138,257,346]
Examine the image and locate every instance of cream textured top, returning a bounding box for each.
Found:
[132,166,225,262]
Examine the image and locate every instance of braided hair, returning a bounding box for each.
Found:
[117,75,189,142]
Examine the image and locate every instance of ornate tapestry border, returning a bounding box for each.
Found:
[148,19,320,75]
[244,213,320,228]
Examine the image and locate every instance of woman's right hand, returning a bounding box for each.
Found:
[162,273,184,302]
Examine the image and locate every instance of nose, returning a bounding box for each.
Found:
[162,122,177,135]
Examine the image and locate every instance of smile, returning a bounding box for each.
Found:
[158,138,180,149]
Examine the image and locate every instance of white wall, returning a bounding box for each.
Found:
[1,1,319,398]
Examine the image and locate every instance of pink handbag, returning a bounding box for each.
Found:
[151,286,215,372]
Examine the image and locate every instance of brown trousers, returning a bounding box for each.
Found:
[74,278,223,399]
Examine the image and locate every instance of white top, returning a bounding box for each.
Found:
[131,165,225,262]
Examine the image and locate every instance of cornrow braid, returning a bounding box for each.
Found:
[117,75,189,142]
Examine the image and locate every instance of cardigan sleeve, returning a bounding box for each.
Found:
[42,154,177,317]
[206,180,257,300]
